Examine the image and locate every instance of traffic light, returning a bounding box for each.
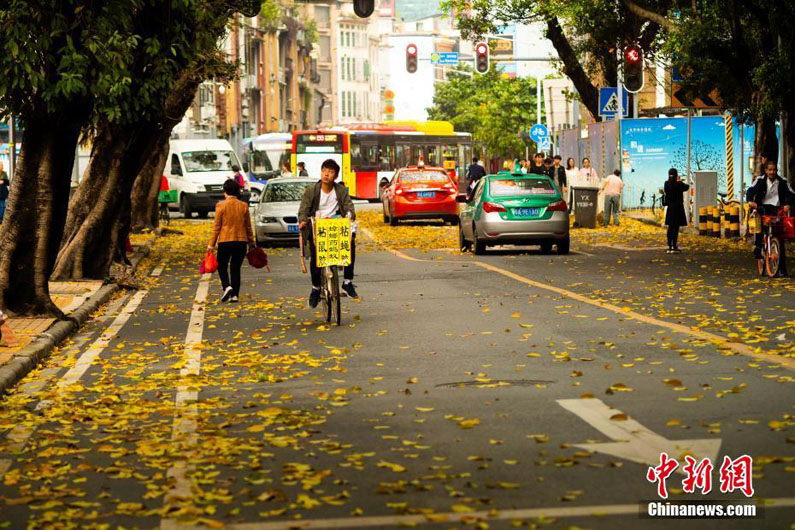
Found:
[353,0,374,17]
[475,42,489,74]
[623,45,644,93]
[406,43,418,74]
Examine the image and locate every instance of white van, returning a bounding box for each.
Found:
[166,139,250,218]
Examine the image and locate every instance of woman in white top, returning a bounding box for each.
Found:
[579,157,599,185]
[565,158,579,185]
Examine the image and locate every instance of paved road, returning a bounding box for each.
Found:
[0,218,793,529]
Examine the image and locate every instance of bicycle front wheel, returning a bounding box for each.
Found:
[330,267,341,326]
[321,267,332,322]
[766,237,782,277]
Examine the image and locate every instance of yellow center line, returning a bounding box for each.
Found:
[359,227,795,370]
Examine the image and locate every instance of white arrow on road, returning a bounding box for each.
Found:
[557,398,721,474]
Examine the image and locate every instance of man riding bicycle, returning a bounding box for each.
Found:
[298,159,359,307]
[746,160,793,277]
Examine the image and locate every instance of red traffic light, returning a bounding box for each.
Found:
[406,43,418,74]
[625,46,641,64]
[475,42,489,74]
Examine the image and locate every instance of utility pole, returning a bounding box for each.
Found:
[8,115,16,179]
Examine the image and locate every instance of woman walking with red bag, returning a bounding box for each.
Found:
[207,180,255,302]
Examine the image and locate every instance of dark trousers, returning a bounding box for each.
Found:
[308,232,356,287]
[217,241,248,296]
[666,225,680,249]
[755,205,788,274]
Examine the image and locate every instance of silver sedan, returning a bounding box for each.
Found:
[253,177,316,245]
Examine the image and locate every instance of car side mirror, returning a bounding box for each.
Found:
[171,167,183,177]
[456,194,469,203]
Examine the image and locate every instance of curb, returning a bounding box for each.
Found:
[0,241,154,396]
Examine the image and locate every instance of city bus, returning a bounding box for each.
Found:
[292,121,473,200]
[242,132,292,199]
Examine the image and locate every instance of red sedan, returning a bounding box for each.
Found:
[380,166,459,226]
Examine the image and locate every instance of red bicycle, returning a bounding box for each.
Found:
[750,207,794,277]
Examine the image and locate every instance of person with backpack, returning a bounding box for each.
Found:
[663,168,689,253]
[207,179,255,302]
[231,165,246,190]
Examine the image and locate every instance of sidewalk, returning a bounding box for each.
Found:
[0,238,155,394]
[0,281,104,362]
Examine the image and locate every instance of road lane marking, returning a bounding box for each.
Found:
[56,289,148,387]
[161,274,210,526]
[150,259,167,277]
[0,291,144,479]
[206,497,795,529]
[557,398,721,471]
[360,227,795,370]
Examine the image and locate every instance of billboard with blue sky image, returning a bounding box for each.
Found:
[619,117,761,208]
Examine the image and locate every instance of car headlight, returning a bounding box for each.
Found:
[259,216,279,223]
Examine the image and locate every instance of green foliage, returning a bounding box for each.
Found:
[304,18,318,45]
[427,67,539,158]
[259,0,283,32]
[0,0,139,121]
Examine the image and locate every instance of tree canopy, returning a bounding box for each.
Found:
[427,67,539,158]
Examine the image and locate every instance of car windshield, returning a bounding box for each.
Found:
[489,178,555,197]
[183,150,237,172]
[399,171,449,184]
[262,181,312,203]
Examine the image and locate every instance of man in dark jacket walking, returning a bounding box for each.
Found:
[298,159,358,305]
[747,160,793,276]
[466,157,486,196]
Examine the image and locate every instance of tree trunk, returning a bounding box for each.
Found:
[753,113,778,176]
[131,134,169,232]
[0,116,82,316]
[545,17,601,121]
[52,122,157,280]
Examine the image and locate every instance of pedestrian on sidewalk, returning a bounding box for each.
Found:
[281,161,293,178]
[231,165,246,190]
[207,179,255,303]
[550,155,567,195]
[529,153,546,175]
[602,169,624,227]
[579,158,599,186]
[664,168,689,253]
[466,156,486,199]
[0,173,9,224]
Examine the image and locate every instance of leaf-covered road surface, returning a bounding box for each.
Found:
[0,216,793,529]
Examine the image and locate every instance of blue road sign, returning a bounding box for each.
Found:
[529,124,548,143]
[599,87,629,118]
[430,52,459,66]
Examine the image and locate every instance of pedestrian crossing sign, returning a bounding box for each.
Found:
[599,87,629,118]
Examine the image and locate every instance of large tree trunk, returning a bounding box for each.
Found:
[753,112,778,176]
[0,116,82,316]
[52,122,157,280]
[131,134,170,232]
[545,17,601,121]
[53,72,203,280]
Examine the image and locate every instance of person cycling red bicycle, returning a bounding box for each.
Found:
[746,160,793,277]
[298,159,358,307]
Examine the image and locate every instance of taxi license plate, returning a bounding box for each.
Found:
[514,207,539,217]
[417,191,435,198]
[287,225,299,232]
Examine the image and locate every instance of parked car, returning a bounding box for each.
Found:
[458,172,569,255]
[380,166,459,226]
[166,138,250,219]
[254,177,315,246]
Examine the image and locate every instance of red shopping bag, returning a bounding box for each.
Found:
[247,247,270,272]
[781,216,795,239]
[200,250,218,274]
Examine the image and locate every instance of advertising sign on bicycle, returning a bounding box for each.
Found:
[315,218,352,267]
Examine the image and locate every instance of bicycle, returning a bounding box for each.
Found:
[299,216,352,326]
[748,207,793,277]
